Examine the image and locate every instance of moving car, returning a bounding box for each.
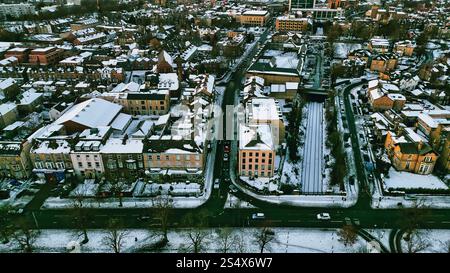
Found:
[252,213,265,220]
[317,213,331,220]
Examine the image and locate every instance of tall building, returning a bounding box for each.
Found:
[289,0,316,10]
[0,3,35,18]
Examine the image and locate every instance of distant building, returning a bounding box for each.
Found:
[275,16,309,32]
[0,3,35,19]
[240,10,270,27]
[29,47,65,66]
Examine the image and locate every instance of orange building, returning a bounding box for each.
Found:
[238,124,276,178]
[29,47,64,66]
[275,16,309,32]
[385,132,438,175]
[240,10,270,27]
[4,47,30,63]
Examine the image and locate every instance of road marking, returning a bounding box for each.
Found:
[441,221,450,224]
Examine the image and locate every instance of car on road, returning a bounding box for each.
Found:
[223,153,229,161]
[137,216,151,221]
[353,218,360,226]
[229,184,238,193]
[214,178,220,189]
[317,213,331,220]
[252,213,265,220]
[224,143,230,153]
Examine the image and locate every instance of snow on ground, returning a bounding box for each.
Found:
[372,193,450,209]
[365,229,391,252]
[334,43,362,59]
[301,102,324,193]
[400,230,450,253]
[0,228,370,253]
[223,193,256,209]
[240,177,278,192]
[384,169,448,190]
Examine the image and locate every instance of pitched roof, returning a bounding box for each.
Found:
[398,142,433,155]
[56,98,122,129]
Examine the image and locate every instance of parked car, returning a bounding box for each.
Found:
[214,178,220,189]
[353,218,360,226]
[252,213,265,220]
[229,184,238,193]
[317,213,331,220]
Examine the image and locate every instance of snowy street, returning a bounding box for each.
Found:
[301,102,324,194]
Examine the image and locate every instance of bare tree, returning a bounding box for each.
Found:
[11,219,40,253]
[180,211,211,253]
[110,180,126,207]
[253,226,275,253]
[101,218,129,253]
[0,204,14,244]
[337,225,358,247]
[234,233,247,253]
[152,194,173,244]
[404,230,431,253]
[399,199,430,241]
[71,190,89,244]
[217,228,238,253]
[440,240,450,253]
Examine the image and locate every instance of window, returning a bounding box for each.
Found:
[261,165,265,170]
[255,158,259,163]
[78,162,83,168]
[156,155,160,160]
[242,165,246,170]
[255,165,258,170]
[141,100,145,105]
[248,165,252,170]
[195,155,200,161]
[160,101,164,105]
[249,152,253,157]
[242,152,246,157]
[262,159,265,163]
[148,155,153,160]
[87,162,92,168]
[249,158,252,163]
[262,153,265,157]
[165,155,170,160]
[255,152,259,157]
[185,155,190,160]
[261,172,265,177]
[141,106,146,110]
[242,159,246,164]
[160,106,165,111]
[176,155,181,161]
[128,155,133,159]
[95,162,100,168]
[269,153,272,158]
[269,159,272,164]
[118,162,123,168]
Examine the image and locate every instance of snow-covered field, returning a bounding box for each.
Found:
[384,169,448,190]
[400,230,450,253]
[0,228,370,253]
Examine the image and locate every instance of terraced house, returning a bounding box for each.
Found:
[143,138,205,181]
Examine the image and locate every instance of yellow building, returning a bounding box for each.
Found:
[117,90,170,116]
